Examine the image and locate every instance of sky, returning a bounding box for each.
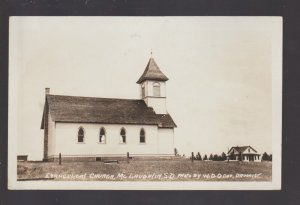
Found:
[9,17,281,160]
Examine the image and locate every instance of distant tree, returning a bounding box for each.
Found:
[174,148,178,156]
[203,154,208,160]
[218,155,223,161]
[262,152,270,161]
[213,154,219,161]
[221,152,227,161]
[190,152,196,160]
[209,154,213,161]
[269,154,272,161]
[196,152,202,161]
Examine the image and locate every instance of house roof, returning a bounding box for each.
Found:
[227,146,257,154]
[41,94,176,129]
[136,57,169,84]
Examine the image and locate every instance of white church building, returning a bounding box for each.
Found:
[41,57,177,161]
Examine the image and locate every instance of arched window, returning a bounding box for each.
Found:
[99,127,106,143]
[153,83,160,97]
[78,127,84,143]
[140,128,145,143]
[120,128,126,143]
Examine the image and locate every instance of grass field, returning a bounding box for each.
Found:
[17,158,272,181]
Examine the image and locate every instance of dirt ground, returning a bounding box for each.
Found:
[17,158,272,181]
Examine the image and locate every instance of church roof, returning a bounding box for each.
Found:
[136,57,169,84]
[41,94,176,129]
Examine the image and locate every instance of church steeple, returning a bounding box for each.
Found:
[137,56,169,114]
[136,57,169,84]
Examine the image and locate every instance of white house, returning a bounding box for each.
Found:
[227,146,261,162]
[41,57,177,161]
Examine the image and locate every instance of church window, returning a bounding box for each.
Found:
[140,128,145,143]
[78,127,84,143]
[153,83,160,97]
[99,127,106,143]
[120,128,126,143]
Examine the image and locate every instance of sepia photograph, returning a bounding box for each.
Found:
[8,16,282,190]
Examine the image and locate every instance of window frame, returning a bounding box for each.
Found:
[153,82,161,97]
[139,128,146,144]
[141,85,145,98]
[120,128,126,144]
[99,127,106,144]
[77,127,85,143]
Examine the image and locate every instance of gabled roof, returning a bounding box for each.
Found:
[136,57,169,84]
[227,146,257,154]
[41,94,176,129]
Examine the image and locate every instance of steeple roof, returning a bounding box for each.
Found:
[136,57,169,84]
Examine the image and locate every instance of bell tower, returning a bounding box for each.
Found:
[137,56,169,114]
